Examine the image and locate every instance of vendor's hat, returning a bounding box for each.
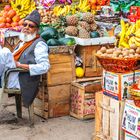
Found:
[24,10,40,27]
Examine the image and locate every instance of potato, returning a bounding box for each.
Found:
[116,47,122,51]
[129,54,135,58]
[101,54,106,57]
[130,44,137,49]
[136,48,140,54]
[97,50,102,55]
[124,56,129,58]
[135,53,140,57]
[106,49,113,54]
[112,53,118,58]
[118,54,123,58]
[122,48,129,51]
[129,49,135,54]
[122,51,129,56]
[114,50,122,55]
[100,47,106,53]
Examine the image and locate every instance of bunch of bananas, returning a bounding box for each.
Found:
[76,0,90,12]
[53,5,71,16]
[10,0,36,19]
[129,29,140,47]
[117,19,140,48]
[69,0,90,14]
[128,20,140,47]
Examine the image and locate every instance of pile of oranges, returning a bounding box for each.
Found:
[0,5,24,28]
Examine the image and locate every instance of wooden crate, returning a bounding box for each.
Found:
[34,75,48,119]
[48,84,71,118]
[75,44,114,77]
[95,91,125,140]
[47,53,76,86]
[70,77,102,120]
[34,98,48,119]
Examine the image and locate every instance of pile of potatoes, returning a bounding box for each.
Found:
[97,46,140,58]
[38,9,59,24]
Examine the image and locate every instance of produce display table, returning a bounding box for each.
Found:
[65,35,116,46]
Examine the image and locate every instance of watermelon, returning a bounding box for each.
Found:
[58,38,76,46]
[41,27,58,41]
[47,39,62,46]
[90,31,100,38]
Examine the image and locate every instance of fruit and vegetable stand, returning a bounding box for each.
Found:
[1,0,140,139]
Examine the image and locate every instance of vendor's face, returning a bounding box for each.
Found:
[22,20,38,35]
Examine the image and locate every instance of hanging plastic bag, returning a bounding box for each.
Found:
[40,0,56,9]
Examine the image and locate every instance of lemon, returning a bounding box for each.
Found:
[76,67,84,78]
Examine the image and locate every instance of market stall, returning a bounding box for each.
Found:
[1,0,140,139]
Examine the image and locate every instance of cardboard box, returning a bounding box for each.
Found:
[122,102,140,139]
[70,78,102,120]
[125,132,139,140]
[102,70,140,100]
[95,91,125,140]
[129,6,140,22]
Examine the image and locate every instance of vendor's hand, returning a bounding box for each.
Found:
[15,61,21,68]
[15,61,29,70]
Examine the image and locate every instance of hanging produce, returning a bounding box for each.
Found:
[117,19,140,48]
[10,0,36,19]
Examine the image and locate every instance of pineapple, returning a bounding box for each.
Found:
[78,27,90,38]
[66,15,79,26]
[65,26,78,36]
[82,12,94,24]
[90,23,98,31]
[78,21,90,31]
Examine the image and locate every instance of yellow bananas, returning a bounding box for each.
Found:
[129,28,140,47]
[53,5,71,16]
[53,0,91,16]
[10,0,36,19]
[77,0,90,12]
[118,19,140,48]
[119,19,126,48]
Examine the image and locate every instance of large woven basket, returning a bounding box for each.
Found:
[96,54,140,73]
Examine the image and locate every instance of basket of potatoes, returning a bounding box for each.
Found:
[95,46,140,73]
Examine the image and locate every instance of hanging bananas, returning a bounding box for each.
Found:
[53,5,71,16]
[10,0,36,19]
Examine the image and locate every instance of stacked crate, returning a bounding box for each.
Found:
[95,91,125,140]
[34,46,76,118]
[70,78,102,120]
[70,44,114,119]
[34,74,49,119]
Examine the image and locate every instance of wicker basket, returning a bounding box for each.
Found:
[96,54,140,73]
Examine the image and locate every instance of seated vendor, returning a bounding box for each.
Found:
[0,10,50,107]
